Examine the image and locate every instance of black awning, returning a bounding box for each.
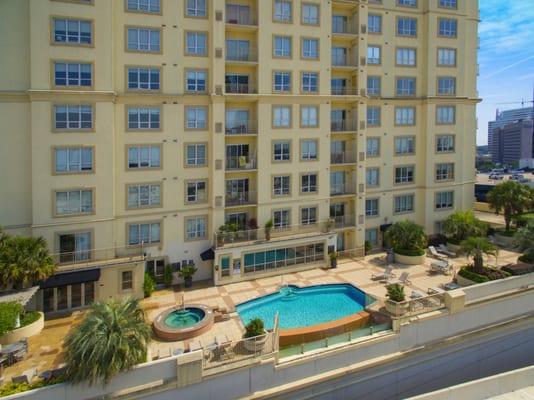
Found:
[39,269,101,289]
[200,247,215,261]
[380,224,392,232]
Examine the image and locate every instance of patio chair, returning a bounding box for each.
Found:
[387,272,411,286]
[12,367,37,384]
[371,265,396,281]
[438,244,456,257]
[430,260,452,275]
[428,246,448,260]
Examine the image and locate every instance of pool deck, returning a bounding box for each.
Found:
[1,249,522,382]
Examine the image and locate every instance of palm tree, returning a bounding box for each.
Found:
[460,237,498,274]
[442,210,487,244]
[64,298,151,385]
[486,181,534,232]
[514,222,534,262]
[384,220,427,254]
[0,235,55,289]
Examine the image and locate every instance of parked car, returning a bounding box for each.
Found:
[489,173,504,180]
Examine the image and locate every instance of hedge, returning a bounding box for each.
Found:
[458,267,490,283]
[0,302,23,336]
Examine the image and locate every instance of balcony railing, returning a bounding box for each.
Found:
[330,183,356,196]
[225,190,257,206]
[331,119,357,132]
[332,53,358,67]
[331,215,356,229]
[52,246,145,272]
[226,156,257,170]
[226,49,258,62]
[331,87,359,96]
[225,120,258,135]
[332,21,358,35]
[225,83,256,94]
[226,14,257,26]
[331,151,357,164]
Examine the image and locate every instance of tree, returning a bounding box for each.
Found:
[514,222,534,262]
[0,235,55,289]
[64,298,151,385]
[460,237,498,274]
[384,220,427,254]
[486,181,534,232]
[442,210,487,243]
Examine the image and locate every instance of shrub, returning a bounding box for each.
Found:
[20,311,40,327]
[364,240,372,255]
[244,318,265,338]
[0,377,65,397]
[458,266,509,283]
[0,302,23,336]
[502,263,534,276]
[143,272,156,298]
[163,265,173,287]
[458,267,490,283]
[386,284,405,302]
[442,210,487,243]
[384,220,427,254]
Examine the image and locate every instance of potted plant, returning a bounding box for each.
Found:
[178,263,197,288]
[329,251,338,268]
[143,272,155,297]
[384,220,427,265]
[385,284,408,316]
[243,318,268,352]
[264,219,273,241]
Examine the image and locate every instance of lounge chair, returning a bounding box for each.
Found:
[428,246,448,260]
[430,260,452,275]
[387,272,411,286]
[438,244,456,257]
[371,266,396,281]
[12,367,37,384]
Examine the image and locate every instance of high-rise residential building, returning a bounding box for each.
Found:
[0,0,478,311]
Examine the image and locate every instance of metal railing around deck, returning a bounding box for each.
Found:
[331,119,357,132]
[226,156,257,170]
[226,49,258,62]
[225,191,257,207]
[225,83,256,94]
[330,183,356,196]
[332,53,358,67]
[225,120,258,135]
[389,292,447,319]
[332,21,358,35]
[52,245,145,271]
[331,87,359,96]
[331,151,357,164]
[331,214,356,229]
[226,13,257,26]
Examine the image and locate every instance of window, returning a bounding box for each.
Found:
[330,171,346,195]
[367,106,381,126]
[187,181,207,202]
[438,77,456,95]
[186,106,207,129]
[274,0,292,22]
[396,48,416,66]
[53,18,92,45]
[127,27,160,52]
[186,70,207,92]
[54,105,92,130]
[127,107,160,129]
[365,198,379,217]
[127,67,160,90]
[439,18,457,37]
[436,135,455,152]
[435,163,454,181]
[128,145,161,169]
[302,38,319,59]
[186,144,207,166]
[397,0,416,6]
[127,0,160,13]
[128,222,161,245]
[436,105,455,124]
[367,137,380,157]
[186,32,207,56]
[55,189,93,215]
[301,72,318,93]
[301,140,318,161]
[438,48,456,66]
[273,141,291,161]
[274,71,291,92]
[396,77,416,96]
[274,36,291,57]
[273,209,290,228]
[186,0,206,17]
[127,184,161,209]
[366,168,380,187]
[273,176,291,196]
[368,14,382,33]
[121,271,133,291]
[243,242,324,272]
[301,173,317,193]
[225,109,250,133]
[59,232,91,263]
[439,0,457,9]
[54,62,92,87]
[273,105,291,127]
[332,15,348,34]
[301,106,318,127]
[367,46,381,64]
[367,76,381,96]
[394,194,414,213]
[301,207,317,225]
[395,166,415,184]
[435,191,454,209]
[395,107,415,125]
[395,136,415,155]
[226,39,250,61]
[55,147,93,173]
[186,216,207,240]
[302,3,319,25]
[397,17,417,37]
[365,229,378,246]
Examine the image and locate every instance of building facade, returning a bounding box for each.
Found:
[0,0,478,308]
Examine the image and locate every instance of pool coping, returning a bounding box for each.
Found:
[153,304,214,342]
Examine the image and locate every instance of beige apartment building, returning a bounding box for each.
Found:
[0,0,478,311]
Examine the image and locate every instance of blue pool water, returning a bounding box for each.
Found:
[236,284,372,330]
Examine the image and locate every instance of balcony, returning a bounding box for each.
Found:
[52,246,145,273]
[332,53,358,68]
[330,183,356,197]
[226,49,258,63]
[331,151,357,164]
[331,119,357,132]
[225,120,258,135]
[331,86,359,96]
[332,21,358,36]
[225,83,256,94]
[331,214,356,229]
[226,13,257,27]
[225,191,257,207]
[226,156,257,171]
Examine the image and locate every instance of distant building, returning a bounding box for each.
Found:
[488,107,533,165]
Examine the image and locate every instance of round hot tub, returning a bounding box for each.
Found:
[153,304,214,341]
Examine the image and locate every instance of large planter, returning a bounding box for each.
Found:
[0,312,44,345]
[244,331,268,352]
[385,300,409,317]
[394,252,426,265]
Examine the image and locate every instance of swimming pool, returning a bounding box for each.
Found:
[236,284,372,330]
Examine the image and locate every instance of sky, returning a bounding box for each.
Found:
[477,0,534,145]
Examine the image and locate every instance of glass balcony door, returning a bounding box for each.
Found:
[225,74,249,93]
[226,40,250,61]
